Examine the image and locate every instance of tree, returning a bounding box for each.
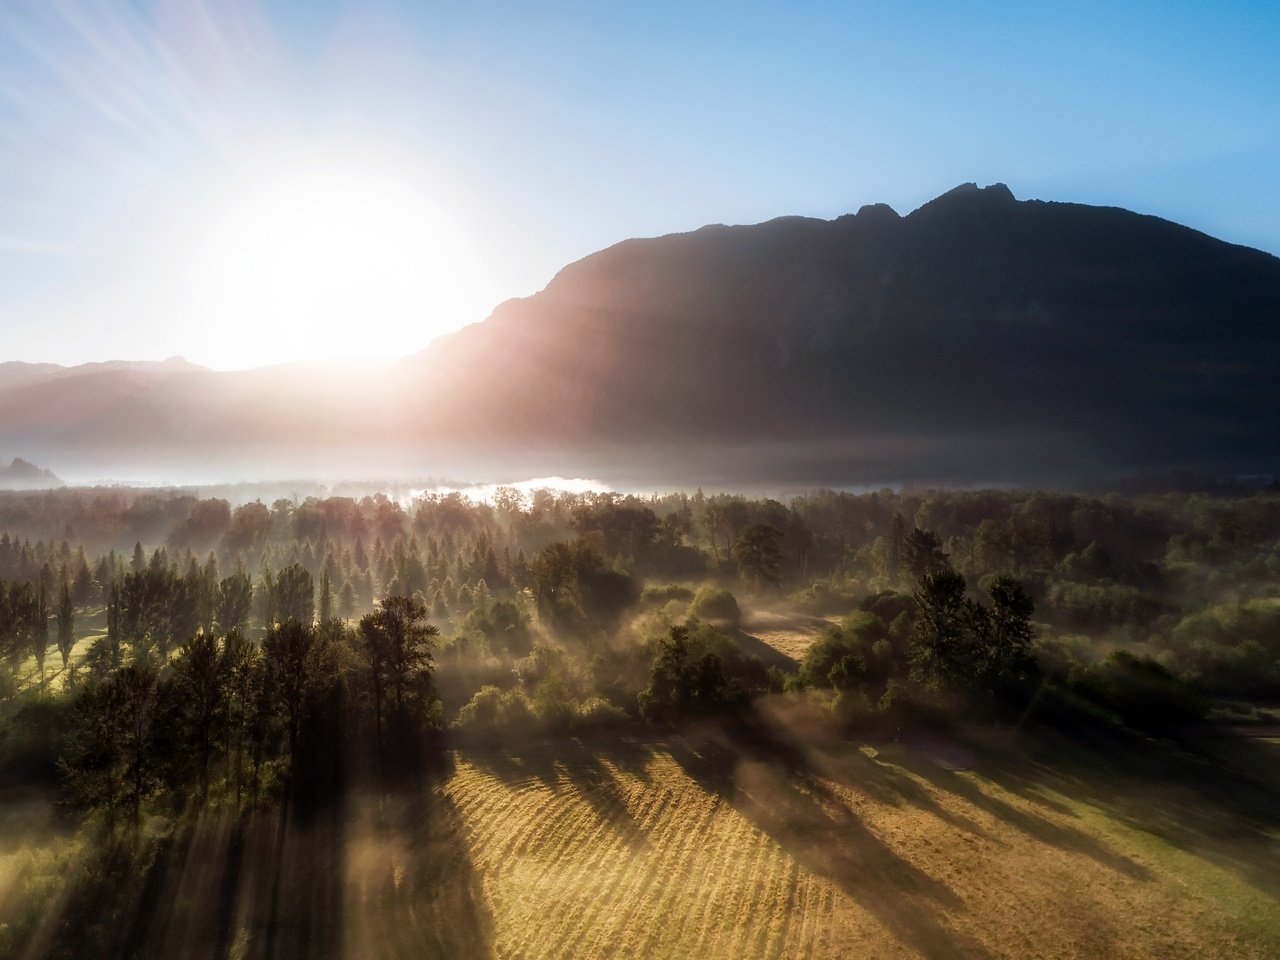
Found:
[887,513,905,581]
[339,581,356,620]
[273,563,314,625]
[117,665,159,818]
[909,567,972,690]
[105,581,122,671]
[358,595,439,747]
[216,568,254,633]
[30,584,49,690]
[262,619,320,772]
[980,576,1036,692]
[638,624,735,722]
[221,629,259,806]
[173,631,227,802]
[56,579,75,672]
[62,665,160,818]
[531,540,637,636]
[735,523,785,590]
[903,527,950,580]
[910,566,1037,700]
[318,569,333,622]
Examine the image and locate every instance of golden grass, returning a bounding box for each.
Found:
[444,733,1280,960]
[742,610,837,664]
[2,693,1276,958]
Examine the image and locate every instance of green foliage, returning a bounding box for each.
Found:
[638,624,740,723]
[690,585,741,626]
[272,563,314,624]
[801,611,887,690]
[1069,650,1206,731]
[215,567,254,632]
[461,598,532,656]
[735,522,785,589]
[532,540,640,636]
[909,568,1038,701]
[903,527,950,580]
[359,595,441,749]
[640,583,695,607]
[453,685,535,734]
[59,664,159,818]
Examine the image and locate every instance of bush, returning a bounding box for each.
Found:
[788,579,856,615]
[640,583,695,607]
[690,586,741,626]
[453,685,534,734]
[576,697,629,730]
[1069,651,1205,732]
[638,624,741,723]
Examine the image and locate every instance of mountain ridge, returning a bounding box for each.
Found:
[3,184,1278,487]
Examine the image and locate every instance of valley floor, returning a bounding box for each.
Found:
[8,714,1278,960]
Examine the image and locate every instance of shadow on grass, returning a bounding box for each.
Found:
[339,764,493,960]
[465,737,650,850]
[979,727,1280,901]
[18,762,493,960]
[668,714,997,960]
[884,748,1151,880]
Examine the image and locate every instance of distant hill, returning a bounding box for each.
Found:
[0,457,62,490]
[1,185,1277,487]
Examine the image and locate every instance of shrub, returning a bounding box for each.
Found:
[640,583,695,607]
[576,697,629,730]
[1069,651,1205,731]
[690,586,741,627]
[453,685,534,734]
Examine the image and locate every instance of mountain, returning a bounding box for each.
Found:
[405,182,1280,485]
[1,184,1277,486]
[0,362,63,392]
[0,457,62,490]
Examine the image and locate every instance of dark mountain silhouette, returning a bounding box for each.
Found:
[1,184,1276,486]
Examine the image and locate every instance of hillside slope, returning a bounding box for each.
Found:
[3,184,1277,485]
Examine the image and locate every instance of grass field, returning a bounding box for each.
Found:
[5,714,1278,959]
[741,608,837,665]
[432,714,1280,960]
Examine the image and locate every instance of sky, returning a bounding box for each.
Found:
[1,0,1277,370]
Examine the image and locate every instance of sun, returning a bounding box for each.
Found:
[183,154,492,368]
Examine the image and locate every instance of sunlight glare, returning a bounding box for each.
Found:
[183,152,492,368]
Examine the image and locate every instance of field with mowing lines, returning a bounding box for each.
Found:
[442,725,1280,960]
[3,721,1277,959]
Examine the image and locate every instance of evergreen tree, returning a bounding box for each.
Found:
[56,579,75,671]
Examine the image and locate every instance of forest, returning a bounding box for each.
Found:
[0,483,1278,957]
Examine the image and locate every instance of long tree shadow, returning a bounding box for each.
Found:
[461,740,563,793]
[341,762,494,960]
[752,697,993,837]
[884,748,1151,880]
[192,796,348,960]
[669,716,997,960]
[979,728,1280,900]
[557,748,649,850]
[803,740,994,839]
[464,737,650,849]
[20,819,202,960]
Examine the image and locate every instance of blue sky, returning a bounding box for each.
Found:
[2,0,1277,369]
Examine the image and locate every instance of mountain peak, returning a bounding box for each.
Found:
[910,181,1017,218]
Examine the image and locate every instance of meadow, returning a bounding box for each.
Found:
[6,710,1278,959]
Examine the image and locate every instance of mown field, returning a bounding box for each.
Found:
[5,717,1278,960]
[429,717,1280,960]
